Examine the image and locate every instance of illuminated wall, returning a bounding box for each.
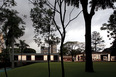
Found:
[18,55,26,61]
[31,55,35,61]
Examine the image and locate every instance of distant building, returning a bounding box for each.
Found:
[12,53,59,62]
[41,44,57,53]
[76,52,116,62]
[51,45,57,53]
[58,52,116,62]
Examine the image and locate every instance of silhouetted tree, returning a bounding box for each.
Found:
[15,40,29,65]
[23,48,36,53]
[0,0,17,77]
[66,0,116,72]
[29,0,58,77]
[101,10,116,40]
[63,41,83,62]
[91,31,105,52]
[2,9,25,69]
[30,0,81,77]
[101,10,116,56]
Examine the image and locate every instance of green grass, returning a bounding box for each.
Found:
[0,62,116,77]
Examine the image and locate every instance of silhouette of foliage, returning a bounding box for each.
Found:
[91,31,105,52]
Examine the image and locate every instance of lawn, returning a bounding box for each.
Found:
[0,62,116,77]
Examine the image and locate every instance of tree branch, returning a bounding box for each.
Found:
[46,0,60,14]
[63,0,66,23]
[90,1,96,17]
[65,10,83,29]
[53,0,62,36]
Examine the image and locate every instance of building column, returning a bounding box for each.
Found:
[108,54,111,61]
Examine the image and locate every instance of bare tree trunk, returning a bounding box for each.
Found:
[80,0,94,72]
[47,25,51,77]
[3,48,8,77]
[11,41,14,68]
[60,36,65,77]
[85,16,94,72]
[72,55,74,62]
[48,45,50,77]
[4,63,8,77]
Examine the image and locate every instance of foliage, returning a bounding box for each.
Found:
[30,0,57,46]
[0,0,16,25]
[39,0,82,76]
[23,48,36,53]
[101,10,116,56]
[63,41,83,56]
[91,31,105,52]
[15,40,29,53]
[1,9,25,47]
[101,10,116,40]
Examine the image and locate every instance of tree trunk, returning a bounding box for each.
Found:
[80,0,94,72]
[47,25,51,77]
[48,46,50,77]
[11,41,14,68]
[60,37,65,77]
[72,55,74,62]
[85,16,94,72]
[94,43,97,52]
[3,48,8,77]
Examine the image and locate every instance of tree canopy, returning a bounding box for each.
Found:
[91,31,105,52]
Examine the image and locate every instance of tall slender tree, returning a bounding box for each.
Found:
[29,1,58,77]
[29,0,82,77]
[0,1,16,77]
[91,31,105,52]
[45,0,82,77]
[66,0,116,72]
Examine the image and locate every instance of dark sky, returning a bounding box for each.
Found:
[11,0,115,53]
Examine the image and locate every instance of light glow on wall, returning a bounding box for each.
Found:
[44,55,47,61]
[31,55,35,61]
[18,55,26,61]
[51,55,54,61]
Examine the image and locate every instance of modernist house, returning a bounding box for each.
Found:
[76,52,116,61]
[12,53,59,62]
[59,52,116,62]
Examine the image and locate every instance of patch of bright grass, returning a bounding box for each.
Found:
[0,62,116,77]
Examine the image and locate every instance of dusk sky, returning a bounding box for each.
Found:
[12,0,115,53]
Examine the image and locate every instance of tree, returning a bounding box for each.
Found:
[63,41,83,62]
[101,10,116,57]
[0,1,17,77]
[23,48,36,53]
[15,40,29,65]
[66,0,116,72]
[101,10,116,40]
[29,0,81,77]
[29,0,59,77]
[2,9,25,69]
[0,0,16,24]
[91,31,105,52]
